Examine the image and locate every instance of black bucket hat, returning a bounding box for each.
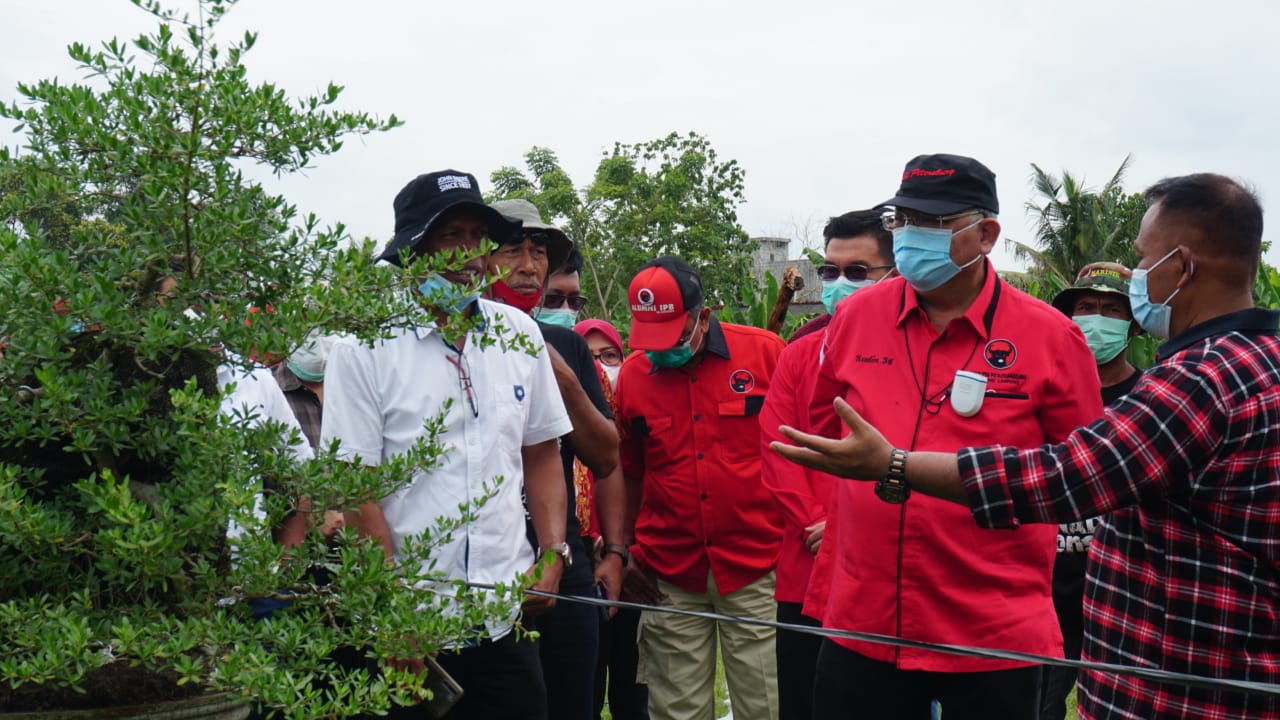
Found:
[379,170,521,266]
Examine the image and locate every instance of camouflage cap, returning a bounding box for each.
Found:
[1051,262,1131,316]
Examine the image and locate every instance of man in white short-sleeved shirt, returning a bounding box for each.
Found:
[321,169,571,720]
[219,361,314,607]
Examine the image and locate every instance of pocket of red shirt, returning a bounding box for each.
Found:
[717,395,765,465]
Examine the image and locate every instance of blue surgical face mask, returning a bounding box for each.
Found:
[418,273,479,315]
[892,218,984,292]
[821,276,874,315]
[1128,247,1184,340]
[535,306,578,330]
[1072,314,1132,364]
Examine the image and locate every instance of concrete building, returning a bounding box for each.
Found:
[749,236,823,315]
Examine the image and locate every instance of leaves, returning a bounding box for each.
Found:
[489,133,756,331]
[0,1,524,715]
[1007,157,1147,290]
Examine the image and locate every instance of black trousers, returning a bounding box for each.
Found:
[813,639,1042,720]
[382,631,546,720]
[1040,552,1087,720]
[593,606,649,720]
[529,580,600,720]
[776,601,822,720]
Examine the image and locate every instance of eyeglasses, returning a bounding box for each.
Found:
[880,209,983,231]
[592,348,623,367]
[817,263,894,283]
[542,293,587,311]
[444,353,479,418]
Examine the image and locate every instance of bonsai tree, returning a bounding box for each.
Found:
[0,0,523,716]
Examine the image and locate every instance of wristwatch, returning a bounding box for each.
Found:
[874,448,910,504]
[602,543,630,567]
[540,541,573,568]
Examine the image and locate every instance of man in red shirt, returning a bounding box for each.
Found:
[775,172,1280,720]
[616,256,785,720]
[795,154,1102,719]
[759,207,894,720]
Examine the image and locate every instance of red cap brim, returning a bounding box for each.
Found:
[627,312,689,351]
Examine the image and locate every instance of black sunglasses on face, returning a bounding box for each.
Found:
[817,263,894,282]
[542,293,587,311]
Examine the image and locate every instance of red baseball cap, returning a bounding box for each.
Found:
[626,257,704,350]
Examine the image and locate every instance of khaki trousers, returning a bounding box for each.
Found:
[638,570,779,720]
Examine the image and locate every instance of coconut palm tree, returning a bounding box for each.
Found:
[1005,156,1148,300]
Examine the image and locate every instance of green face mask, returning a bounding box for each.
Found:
[646,338,694,369]
[1072,314,1132,364]
[646,319,703,369]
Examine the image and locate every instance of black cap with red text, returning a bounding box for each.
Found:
[883,154,999,216]
[627,256,703,350]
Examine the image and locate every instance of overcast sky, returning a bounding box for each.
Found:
[3,0,1279,268]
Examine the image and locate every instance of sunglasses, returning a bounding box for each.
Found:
[542,293,587,311]
[817,263,894,283]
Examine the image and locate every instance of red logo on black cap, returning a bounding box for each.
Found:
[903,168,957,180]
[984,339,1017,369]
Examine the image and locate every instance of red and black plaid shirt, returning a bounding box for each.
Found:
[959,308,1280,720]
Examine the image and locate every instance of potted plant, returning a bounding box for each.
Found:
[0,0,521,716]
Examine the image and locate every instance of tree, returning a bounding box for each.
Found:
[0,1,520,716]
[490,133,755,329]
[1005,156,1149,300]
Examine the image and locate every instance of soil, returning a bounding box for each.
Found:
[0,663,204,712]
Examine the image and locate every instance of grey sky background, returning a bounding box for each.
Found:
[3,0,1278,269]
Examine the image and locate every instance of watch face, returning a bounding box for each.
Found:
[875,478,909,504]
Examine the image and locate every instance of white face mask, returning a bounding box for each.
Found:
[602,363,620,389]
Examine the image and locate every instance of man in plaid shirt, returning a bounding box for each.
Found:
[774,173,1280,720]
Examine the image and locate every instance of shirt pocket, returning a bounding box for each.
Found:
[495,383,530,406]
[492,384,531,445]
[631,415,677,471]
[717,394,765,465]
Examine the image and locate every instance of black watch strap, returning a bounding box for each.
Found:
[874,448,910,504]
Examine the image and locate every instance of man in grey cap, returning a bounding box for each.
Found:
[323,170,572,720]
[486,198,628,720]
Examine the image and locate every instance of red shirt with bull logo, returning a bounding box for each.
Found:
[803,263,1102,672]
[617,317,785,594]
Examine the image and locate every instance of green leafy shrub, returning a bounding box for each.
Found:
[0,1,520,716]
